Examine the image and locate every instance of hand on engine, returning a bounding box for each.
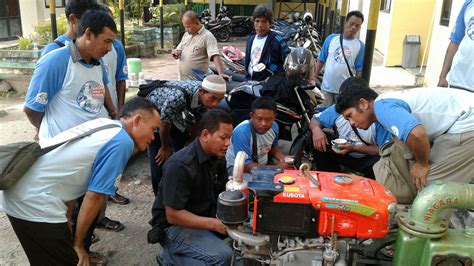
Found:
[211,218,228,235]
[410,162,430,191]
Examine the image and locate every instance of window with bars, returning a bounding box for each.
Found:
[380,0,391,13]
[440,0,452,26]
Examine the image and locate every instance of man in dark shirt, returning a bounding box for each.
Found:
[149,109,234,265]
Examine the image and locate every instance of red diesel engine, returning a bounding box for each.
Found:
[249,169,397,239]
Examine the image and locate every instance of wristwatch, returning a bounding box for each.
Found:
[109,111,117,118]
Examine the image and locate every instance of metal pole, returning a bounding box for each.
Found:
[49,0,57,40]
[340,0,348,33]
[119,0,125,45]
[160,0,164,49]
[362,0,380,83]
[324,0,331,39]
[328,0,336,34]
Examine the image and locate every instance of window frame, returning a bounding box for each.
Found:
[440,0,453,27]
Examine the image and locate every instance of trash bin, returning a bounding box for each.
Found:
[127,58,142,79]
[402,35,421,68]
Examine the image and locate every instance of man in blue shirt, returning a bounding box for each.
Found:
[245,4,290,81]
[336,77,474,204]
[226,97,291,180]
[315,11,365,107]
[438,0,474,92]
[41,0,100,56]
[1,97,160,265]
[310,104,390,179]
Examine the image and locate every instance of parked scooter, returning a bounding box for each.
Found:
[201,10,232,42]
[217,6,254,37]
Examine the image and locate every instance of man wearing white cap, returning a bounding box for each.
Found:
[145,75,226,195]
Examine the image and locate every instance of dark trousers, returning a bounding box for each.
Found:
[7,215,79,265]
[148,127,187,195]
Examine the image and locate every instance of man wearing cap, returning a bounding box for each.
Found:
[146,75,226,195]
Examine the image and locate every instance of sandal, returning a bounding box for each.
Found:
[97,217,125,232]
[109,192,130,205]
[89,251,108,266]
[91,233,100,244]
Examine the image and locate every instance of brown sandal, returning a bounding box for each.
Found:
[89,251,108,266]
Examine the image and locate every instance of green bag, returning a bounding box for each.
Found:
[0,142,48,190]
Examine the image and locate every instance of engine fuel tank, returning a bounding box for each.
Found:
[251,170,396,239]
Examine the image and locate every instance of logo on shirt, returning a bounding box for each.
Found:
[76,81,105,114]
[34,92,48,105]
[334,46,352,64]
[468,17,474,40]
[391,126,400,138]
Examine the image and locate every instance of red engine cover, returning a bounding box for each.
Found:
[253,170,396,239]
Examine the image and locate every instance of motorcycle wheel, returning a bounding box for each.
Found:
[215,28,231,42]
[289,127,317,169]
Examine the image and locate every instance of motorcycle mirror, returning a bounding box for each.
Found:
[252,63,266,73]
[303,40,311,48]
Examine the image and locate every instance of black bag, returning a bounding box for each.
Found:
[0,123,120,190]
[0,142,47,190]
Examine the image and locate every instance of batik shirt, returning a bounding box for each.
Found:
[146,80,201,132]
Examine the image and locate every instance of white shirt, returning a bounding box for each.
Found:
[248,35,268,76]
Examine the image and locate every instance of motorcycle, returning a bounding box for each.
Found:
[215,6,254,37]
[201,13,232,42]
[218,153,474,265]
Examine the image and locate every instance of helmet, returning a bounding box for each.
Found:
[219,6,228,14]
[303,11,313,24]
[284,47,314,84]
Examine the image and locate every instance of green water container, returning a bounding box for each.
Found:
[127,58,142,79]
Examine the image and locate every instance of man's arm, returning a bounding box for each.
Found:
[333,143,379,156]
[103,86,118,119]
[23,107,44,129]
[165,206,227,235]
[314,60,325,79]
[310,117,328,152]
[405,125,431,190]
[438,41,459,87]
[211,55,230,80]
[157,121,172,165]
[116,80,126,111]
[73,191,106,265]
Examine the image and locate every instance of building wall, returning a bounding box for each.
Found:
[424,0,464,87]
[274,2,317,19]
[374,10,392,59]
[384,0,436,66]
[19,0,65,37]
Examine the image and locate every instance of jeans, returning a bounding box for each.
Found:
[148,127,187,195]
[158,226,233,266]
